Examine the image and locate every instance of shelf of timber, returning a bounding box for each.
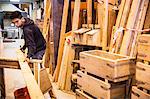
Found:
[72,24,109,50]
[75,50,136,99]
[131,34,150,98]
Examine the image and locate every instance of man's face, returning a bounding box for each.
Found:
[12,18,23,28]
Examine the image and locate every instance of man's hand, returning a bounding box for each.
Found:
[25,57,30,63]
[20,47,25,53]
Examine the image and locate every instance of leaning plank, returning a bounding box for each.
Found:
[58,37,70,90]
[102,0,108,50]
[109,0,126,52]
[53,0,70,82]
[16,50,44,99]
[87,0,92,25]
[114,0,132,53]
[120,0,142,55]
[130,0,149,57]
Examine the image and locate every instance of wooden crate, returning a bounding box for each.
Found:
[85,29,101,46]
[136,62,150,90]
[77,70,126,99]
[80,50,135,82]
[137,34,150,61]
[132,86,150,99]
[73,28,91,44]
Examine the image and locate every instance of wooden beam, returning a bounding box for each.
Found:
[102,0,108,50]
[109,0,126,52]
[87,0,92,25]
[16,50,44,99]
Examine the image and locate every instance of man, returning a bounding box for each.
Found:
[11,11,46,60]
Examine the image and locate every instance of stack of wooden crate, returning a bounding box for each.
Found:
[132,34,150,98]
[76,50,135,98]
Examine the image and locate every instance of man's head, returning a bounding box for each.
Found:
[11,11,25,28]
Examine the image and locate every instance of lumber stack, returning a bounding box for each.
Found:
[132,34,150,98]
[109,0,149,57]
[76,50,135,98]
[73,0,117,49]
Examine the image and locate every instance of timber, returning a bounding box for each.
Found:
[16,50,44,99]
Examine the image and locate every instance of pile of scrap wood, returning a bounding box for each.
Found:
[109,0,149,57]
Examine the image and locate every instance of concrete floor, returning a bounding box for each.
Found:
[4,68,76,99]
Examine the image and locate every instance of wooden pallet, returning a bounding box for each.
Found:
[132,86,150,99]
[79,50,135,82]
[77,70,127,99]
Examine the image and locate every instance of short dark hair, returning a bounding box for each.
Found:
[10,11,22,19]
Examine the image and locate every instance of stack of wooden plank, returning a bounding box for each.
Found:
[132,34,150,98]
[73,0,117,49]
[109,0,149,57]
[76,50,135,98]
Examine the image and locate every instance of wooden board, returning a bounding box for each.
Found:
[130,0,149,57]
[76,89,93,99]
[80,50,135,82]
[58,37,70,90]
[77,70,126,99]
[53,0,70,82]
[120,0,142,55]
[113,0,132,53]
[16,50,44,99]
[132,86,150,99]
[136,62,150,90]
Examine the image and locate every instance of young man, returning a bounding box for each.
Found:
[11,11,46,60]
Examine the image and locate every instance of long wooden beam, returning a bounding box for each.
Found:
[16,50,44,99]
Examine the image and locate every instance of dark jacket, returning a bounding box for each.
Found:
[22,18,46,58]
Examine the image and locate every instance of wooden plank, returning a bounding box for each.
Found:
[97,2,104,46]
[114,0,132,53]
[77,70,126,99]
[43,0,51,38]
[130,0,149,57]
[109,0,126,52]
[0,60,19,69]
[58,37,70,90]
[76,89,93,99]
[53,0,70,82]
[132,86,150,99]
[87,0,92,25]
[16,50,44,99]
[120,0,142,55]
[144,2,150,29]
[63,0,81,90]
[102,0,108,50]
[136,62,150,90]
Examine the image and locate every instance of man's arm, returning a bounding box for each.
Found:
[24,28,36,59]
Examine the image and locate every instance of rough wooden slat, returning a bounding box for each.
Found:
[87,0,92,25]
[102,0,108,50]
[130,0,149,57]
[16,50,44,99]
